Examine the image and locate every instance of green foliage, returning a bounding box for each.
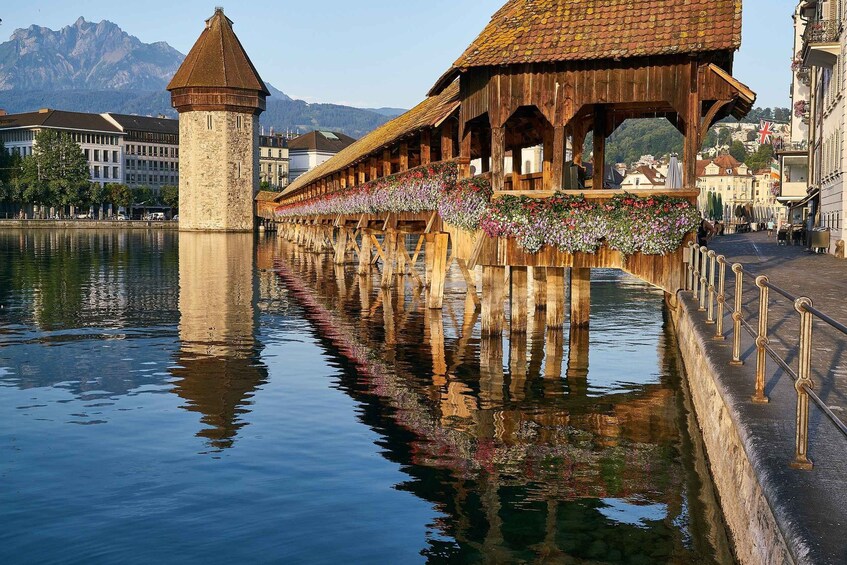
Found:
[132,185,154,205]
[729,140,748,163]
[260,180,271,191]
[88,182,108,205]
[601,119,683,165]
[107,183,132,209]
[17,130,90,206]
[715,193,724,221]
[160,185,179,209]
[744,144,775,172]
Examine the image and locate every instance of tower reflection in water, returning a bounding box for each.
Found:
[171,233,267,451]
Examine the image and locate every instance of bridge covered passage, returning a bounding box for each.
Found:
[267,0,756,334]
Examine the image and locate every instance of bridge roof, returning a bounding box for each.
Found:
[167,8,269,96]
[281,80,460,198]
[430,0,742,94]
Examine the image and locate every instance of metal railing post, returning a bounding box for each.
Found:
[752,275,770,404]
[790,297,815,470]
[686,242,694,292]
[698,246,708,311]
[714,256,727,340]
[692,244,700,299]
[706,250,717,324]
[730,263,744,366]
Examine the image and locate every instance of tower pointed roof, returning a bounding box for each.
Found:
[167,8,269,95]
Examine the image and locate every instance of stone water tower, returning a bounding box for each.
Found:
[167,8,269,231]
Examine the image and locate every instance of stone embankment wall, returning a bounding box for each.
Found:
[671,296,794,565]
[0,220,178,230]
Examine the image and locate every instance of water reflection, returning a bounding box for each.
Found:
[268,239,733,563]
[172,233,267,451]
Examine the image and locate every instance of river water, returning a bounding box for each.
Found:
[0,230,733,564]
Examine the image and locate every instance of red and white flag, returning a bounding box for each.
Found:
[759,120,775,145]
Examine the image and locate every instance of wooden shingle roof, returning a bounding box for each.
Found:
[431,0,742,94]
[167,8,269,95]
[281,81,460,197]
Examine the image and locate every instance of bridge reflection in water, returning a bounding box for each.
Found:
[253,235,733,562]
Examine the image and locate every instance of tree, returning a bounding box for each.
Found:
[132,185,154,206]
[108,183,132,210]
[19,130,89,208]
[89,182,108,207]
[160,185,179,209]
[715,193,724,221]
[745,144,775,172]
[746,130,758,142]
[260,180,271,191]
[729,140,748,163]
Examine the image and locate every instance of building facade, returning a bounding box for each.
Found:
[105,114,179,191]
[799,0,846,252]
[0,109,125,186]
[696,155,754,221]
[288,130,356,182]
[259,134,289,190]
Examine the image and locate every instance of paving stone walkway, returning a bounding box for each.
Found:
[685,231,847,564]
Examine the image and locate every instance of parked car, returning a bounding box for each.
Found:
[116,214,127,221]
[148,212,165,221]
[172,214,179,221]
[76,213,91,219]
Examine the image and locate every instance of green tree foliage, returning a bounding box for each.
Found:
[601,119,683,165]
[715,194,724,221]
[744,144,775,172]
[88,182,108,206]
[107,183,132,209]
[19,130,90,206]
[160,184,179,209]
[132,185,154,206]
[729,140,748,163]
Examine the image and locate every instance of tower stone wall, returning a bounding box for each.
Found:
[178,111,259,231]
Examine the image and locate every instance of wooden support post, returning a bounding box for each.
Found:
[531,266,547,310]
[542,126,553,189]
[358,162,366,185]
[510,266,528,334]
[427,233,449,309]
[570,267,591,327]
[357,230,372,275]
[480,129,491,173]
[395,232,407,276]
[480,336,504,408]
[683,62,701,188]
[399,142,409,172]
[381,230,397,288]
[491,126,505,192]
[592,105,606,190]
[420,129,432,165]
[456,258,480,307]
[369,157,378,181]
[546,267,566,328]
[481,265,506,336]
[424,233,436,287]
[441,121,454,161]
[459,123,472,178]
[566,326,590,395]
[551,125,565,191]
[334,228,348,265]
[382,149,392,177]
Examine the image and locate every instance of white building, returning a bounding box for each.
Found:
[0,108,125,186]
[104,113,179,191]
[288,130,356,182]
[620,165,666,189]
[799,0,845,253]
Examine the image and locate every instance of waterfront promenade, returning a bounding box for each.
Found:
[685,231,847,564]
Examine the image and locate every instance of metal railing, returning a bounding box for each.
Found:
[685,242,847,470]
[803,18,840,46]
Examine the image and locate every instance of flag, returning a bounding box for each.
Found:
[758,120,775,145]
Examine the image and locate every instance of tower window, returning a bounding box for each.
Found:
[207,115,213,130]
[237,116,242,129]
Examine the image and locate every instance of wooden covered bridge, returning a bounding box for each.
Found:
[263,0,755,336]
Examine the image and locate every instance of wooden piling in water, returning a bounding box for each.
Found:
[380,230,397,288]
[546,267,566,328]
[510,266,528,334]
[570,267,591,327]
[427,233,449,309]
[334,228,348,265]
[531,267,547,310]
[357,231,372,275]
[481,265,506,336]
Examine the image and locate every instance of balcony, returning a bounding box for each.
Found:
[803,19,841,69]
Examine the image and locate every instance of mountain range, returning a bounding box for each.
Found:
[0,18,401,137]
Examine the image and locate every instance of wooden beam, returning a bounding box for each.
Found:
[551,125,565,191]
[441,121,454,161]
[542,125,553,189]
[510,266,528,333]
[592,105,606,190]
[334,227,347,265]
[491,126,505,191]
[369,156,378,181]
[382,148,391,177]
[531,266,546,310]
[459,122,472,178]
[481,265,506,336]
[427,233,449,309]
[399,142,409,172]
[546,267,566,328]
[683,61,702,187]
[420,129,432,165]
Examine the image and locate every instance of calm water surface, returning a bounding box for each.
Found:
[0,230,733,564]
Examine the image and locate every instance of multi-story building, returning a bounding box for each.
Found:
[752,167,781,221]
[105,113,179,191]
[798,0,845,252]
[620,165,667,189]
[0,108,125,185]
[696,154,754,221]
[288,130,356,182]
[259,134,289,190]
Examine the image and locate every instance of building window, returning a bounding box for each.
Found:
[113,166,119,179]
[112,150,118,162]
[84,149,90,160]
[104,168,109,179]
[94,150,100,161]
[93,166,100,179]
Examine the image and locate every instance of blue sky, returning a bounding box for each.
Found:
[2,0,798,110]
